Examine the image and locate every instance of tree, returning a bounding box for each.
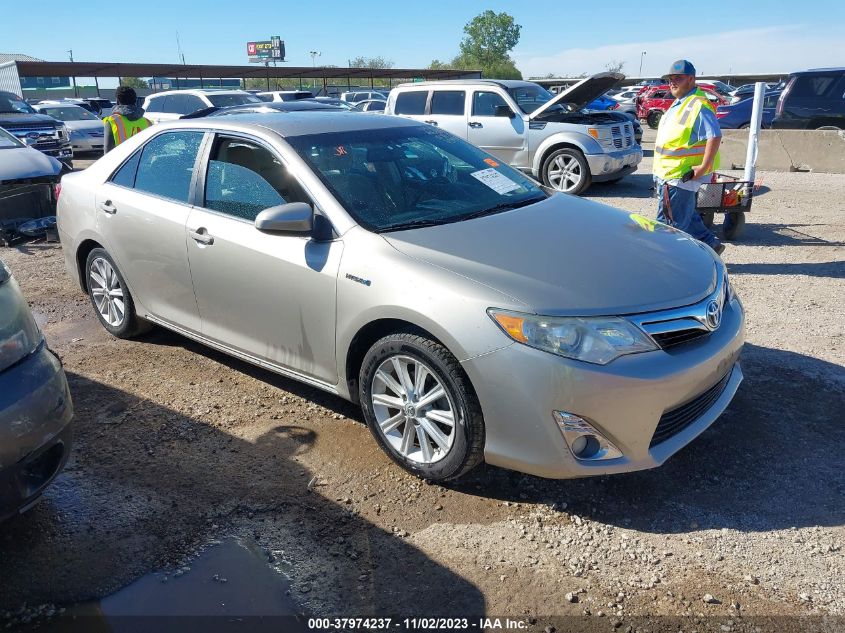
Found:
[348,56,394,69]
[604,60,625,73]
[119,77,148,89]
[459,10,521,69]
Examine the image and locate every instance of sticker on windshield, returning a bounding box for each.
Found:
[471,168,520,195]
[483,157,500,167]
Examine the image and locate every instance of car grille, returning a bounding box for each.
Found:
[650,370,732,447]
[611,124,634,149]
[4,124,64,148]
[650,328,710,348]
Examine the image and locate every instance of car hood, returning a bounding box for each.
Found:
[62,119,104,132]
[0,146,63,183]
[383,195,718,316]
[0,112,59,127]
[530,72,624,120]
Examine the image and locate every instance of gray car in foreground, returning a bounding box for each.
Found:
[57,112,744,482]
[1,259,73,521]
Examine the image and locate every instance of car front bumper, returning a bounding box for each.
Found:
[586,147,643,181]
[0,342,74,521]
[462,297,745,479]
[70,137,104,152]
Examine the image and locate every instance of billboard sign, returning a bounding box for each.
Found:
[247,37,285,62]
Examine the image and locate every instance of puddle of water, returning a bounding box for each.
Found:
[48,538,309,633]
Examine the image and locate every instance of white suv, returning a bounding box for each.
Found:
[386,73,642,195]
[142,89,262,123]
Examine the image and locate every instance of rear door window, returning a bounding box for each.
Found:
[182,95,206,114]
[431,91,466,116]
[792,74,838,98]
[133,131,205,203]
[394,91,428,115]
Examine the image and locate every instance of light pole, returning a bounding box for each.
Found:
[309,51,321,92]
[67,49,78,97]
[638,51,647,77]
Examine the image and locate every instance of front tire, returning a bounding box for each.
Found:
[541,148,592,195]
[85,248,150,338]
[359,332,484,482]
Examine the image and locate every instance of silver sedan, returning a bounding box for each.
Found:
[34,103,104,153]
[57,113,744,482]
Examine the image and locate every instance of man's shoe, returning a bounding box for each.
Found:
[712,241,726,255]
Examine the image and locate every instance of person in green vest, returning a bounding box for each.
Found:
[102,86,152,155]
[653,60,725,255]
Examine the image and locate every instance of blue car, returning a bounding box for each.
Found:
[586,94,618,111]
[716,90,781,129]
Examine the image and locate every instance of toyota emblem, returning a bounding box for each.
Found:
[705,300,722,330]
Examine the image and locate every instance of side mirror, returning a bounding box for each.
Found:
[255,202,313,233]
[494,104,515,118]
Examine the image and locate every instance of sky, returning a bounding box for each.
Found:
[5,1,845,78]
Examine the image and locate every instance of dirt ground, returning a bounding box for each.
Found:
[1,130,843,630]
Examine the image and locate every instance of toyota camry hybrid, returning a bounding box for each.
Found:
[57,112,744,482]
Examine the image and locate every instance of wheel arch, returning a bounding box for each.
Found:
[76,238,105,293]
[343,317,473,405]
[532,137,593,177]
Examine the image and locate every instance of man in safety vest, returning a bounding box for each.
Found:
[653,60,724,255]
[102,86,151,155]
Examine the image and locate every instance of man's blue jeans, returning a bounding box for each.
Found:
[656,181,720,247]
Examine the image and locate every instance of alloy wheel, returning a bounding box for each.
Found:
[89,256,125,327]
[370,355,456,464]
[547,155,583,192]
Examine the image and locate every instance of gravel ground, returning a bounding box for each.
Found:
[1,130,843,630]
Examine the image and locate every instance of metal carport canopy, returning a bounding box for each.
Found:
[14,60,481,81]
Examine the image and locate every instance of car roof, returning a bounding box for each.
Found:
[211,101,343,115]
[156,110,421,138]
[802,67,845,73]
[393,79,539,90]
[145,89,252,98]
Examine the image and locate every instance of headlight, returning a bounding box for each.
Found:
[59,124,69,139]
[489,309,657,365]
[0,270,43,373]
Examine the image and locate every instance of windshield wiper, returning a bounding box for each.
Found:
[460,196,545,221]
[376,218,448,233]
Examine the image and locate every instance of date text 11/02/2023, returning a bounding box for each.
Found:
[307,617,528,630]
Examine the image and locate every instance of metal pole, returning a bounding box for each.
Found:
[639,51,646,77]
[94,76,100,97]
[743,82,766,197]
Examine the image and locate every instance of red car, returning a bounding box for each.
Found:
[636,84,729,128]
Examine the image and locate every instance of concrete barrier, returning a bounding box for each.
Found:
[719,129,845,174]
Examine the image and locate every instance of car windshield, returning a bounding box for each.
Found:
[0,127,23,149]
[0,93,36,114]
[40,106,99,121]
[207,94,262,107]
[287,125,546,233]
[507,85,567,114]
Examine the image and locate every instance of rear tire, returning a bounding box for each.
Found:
[647,111,663,129]
[541,148,592,195]
[359,332,484,482]
[85,248,151,338]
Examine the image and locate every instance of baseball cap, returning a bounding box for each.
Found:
[662,60,696,79]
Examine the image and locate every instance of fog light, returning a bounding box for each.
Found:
[554,411,623,461]
[603,161,611,173]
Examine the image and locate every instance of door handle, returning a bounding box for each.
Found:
[99,200,117,214]
[468,121,483,129]
[189,229,214,245]
[423,120,439,126]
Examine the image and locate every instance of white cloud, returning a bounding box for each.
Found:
[513,25,845,78]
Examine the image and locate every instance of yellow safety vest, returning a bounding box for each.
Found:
[104,113,151,146]
[653,88,720,180]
